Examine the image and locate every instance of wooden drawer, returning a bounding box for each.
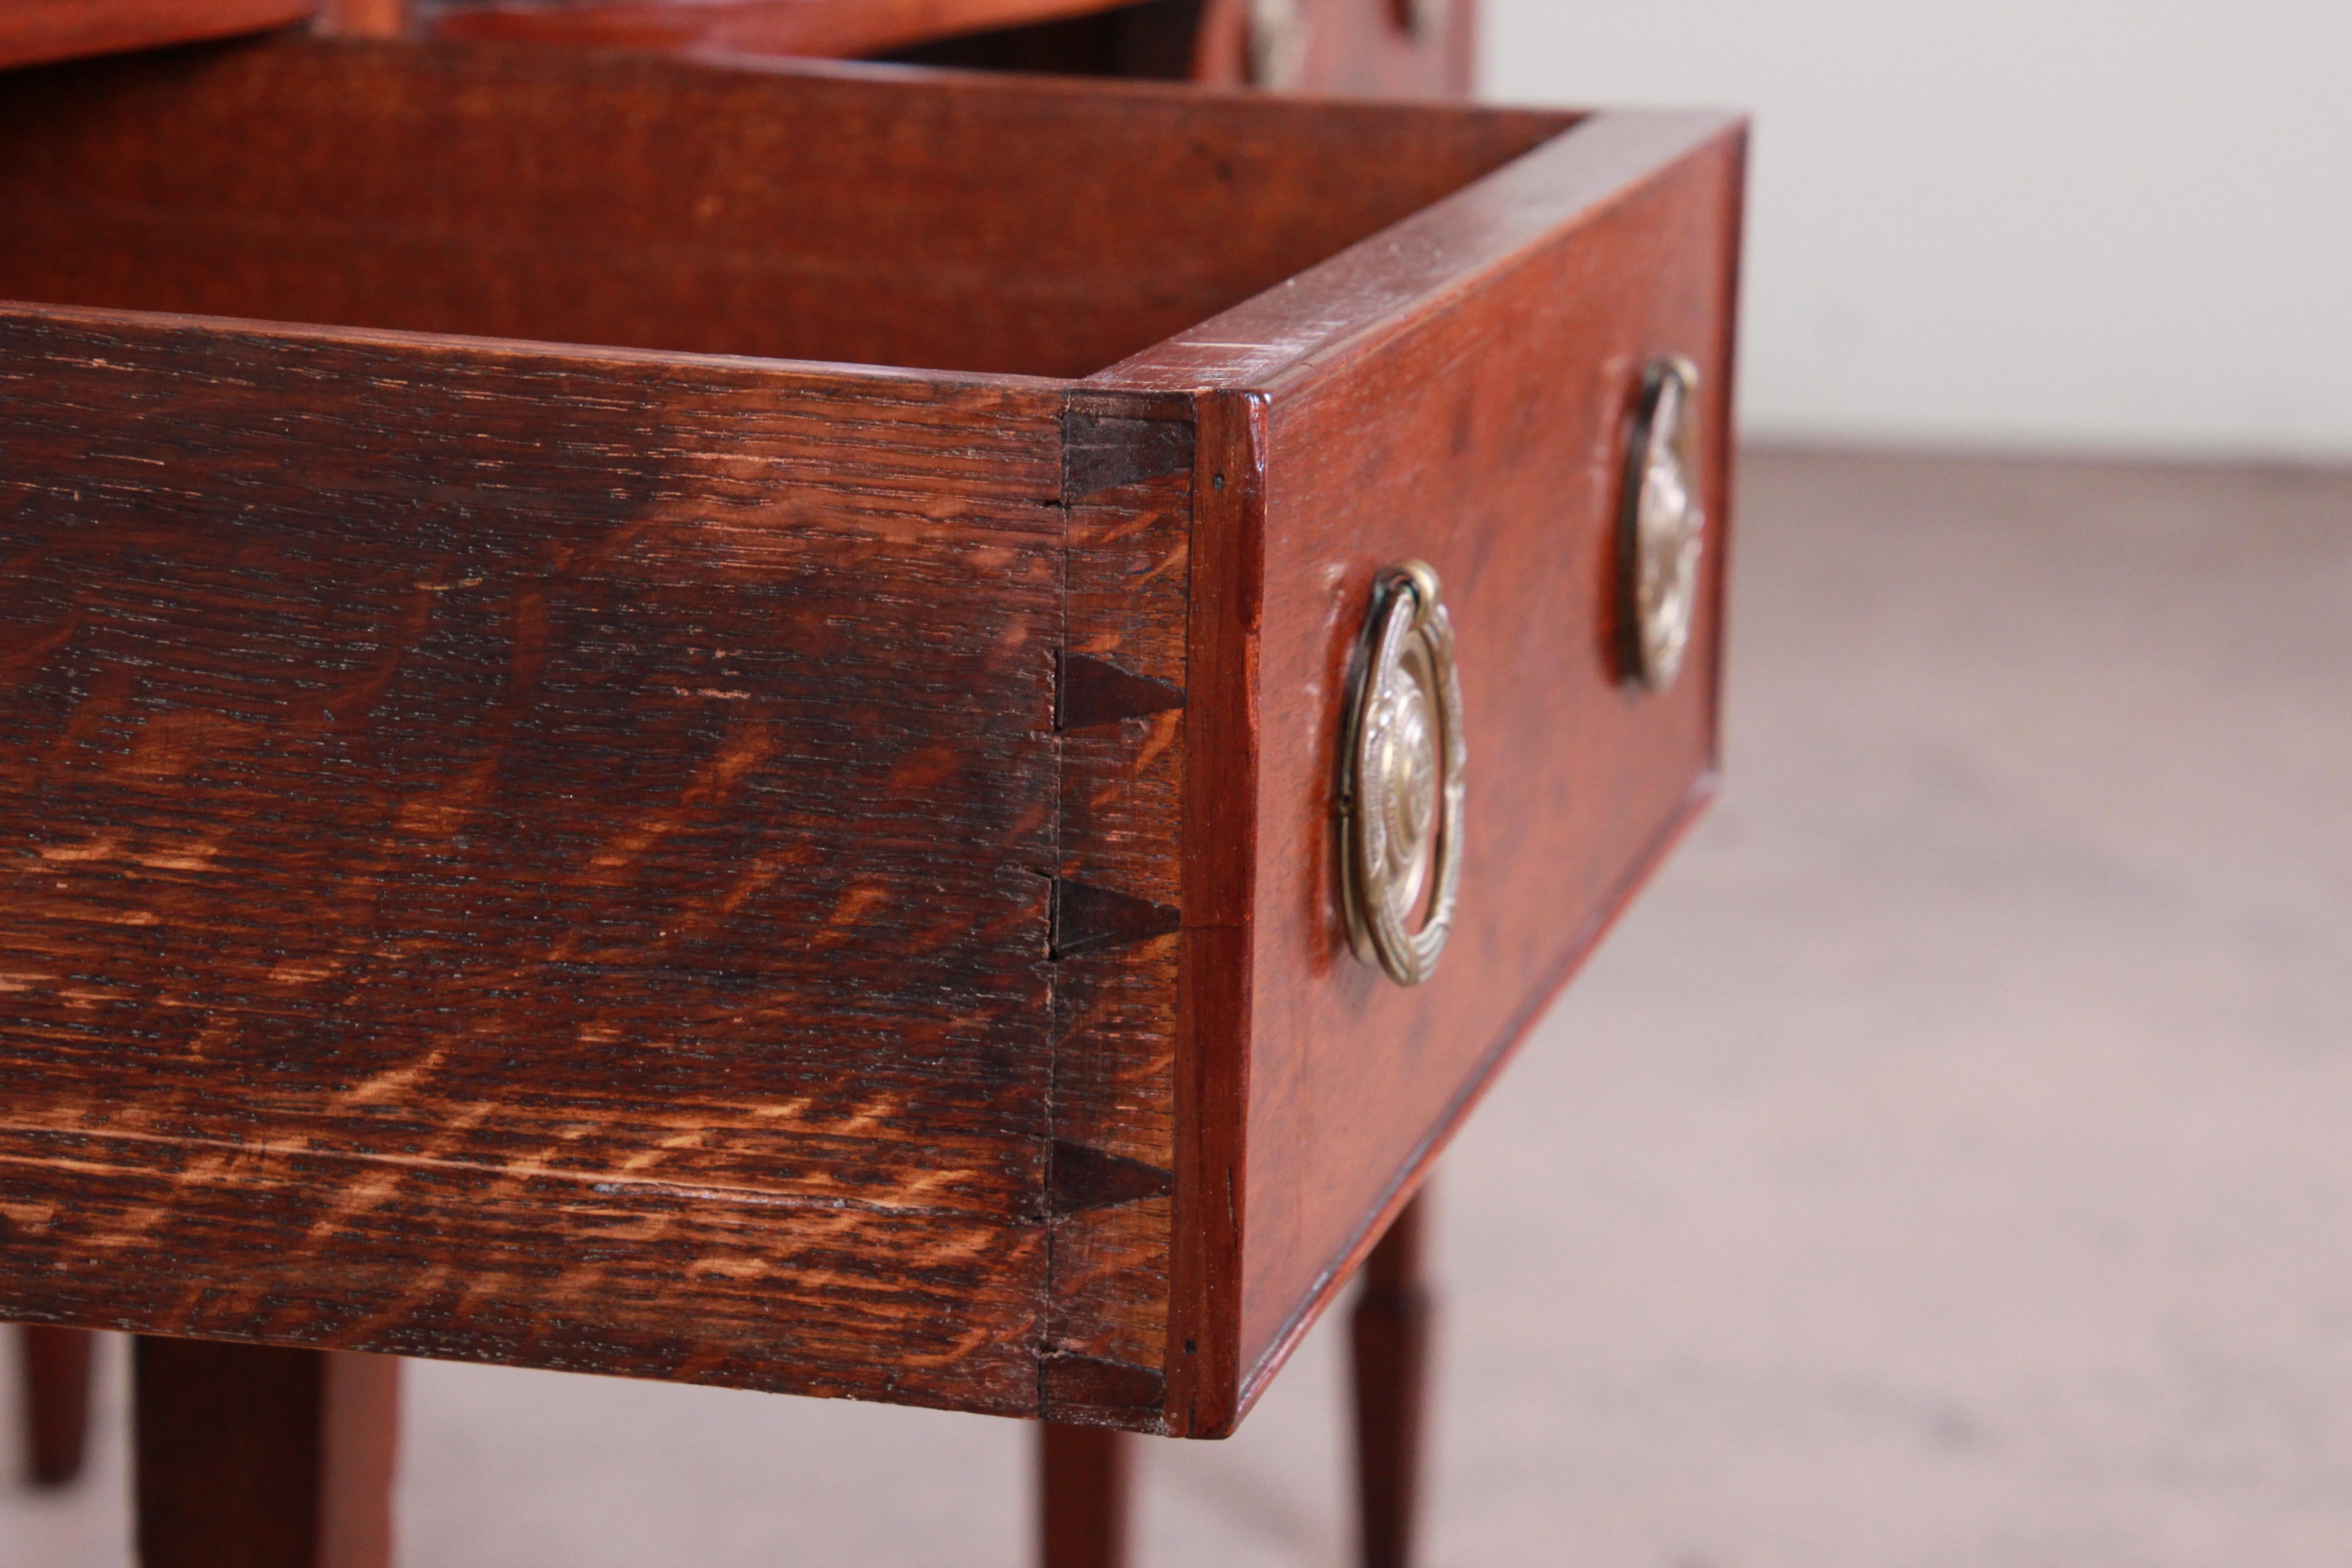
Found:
[0,37,1744,1437]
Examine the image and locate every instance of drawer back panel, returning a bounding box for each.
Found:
[0,37,1568,378]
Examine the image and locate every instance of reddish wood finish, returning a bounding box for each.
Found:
[317,0,409,34]
[1104,106,1748,1429]
[0,39,1556,380]
[421,0,1132,56]
[0,40,1743,1437]
[17,1324,96,1486]
[0,0,311,69]
[1351,1190,1432,1568]
[1038,1423,1129,1568]
[136,1338,398,1568]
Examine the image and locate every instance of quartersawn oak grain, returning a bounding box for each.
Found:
[1042,392,1193,1428]
[0,304,1066,1414]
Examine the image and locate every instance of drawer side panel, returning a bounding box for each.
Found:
[0,308,1064,1414]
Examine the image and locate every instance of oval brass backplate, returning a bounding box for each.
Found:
[1340,561,1466,987]
[1621,355,1706,691]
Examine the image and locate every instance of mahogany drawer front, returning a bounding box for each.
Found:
[1105,114,1745,1426]
[0,37,1743,1437]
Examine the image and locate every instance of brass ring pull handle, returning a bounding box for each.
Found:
[1340,560,1467,988]
[1622,355,1706,691]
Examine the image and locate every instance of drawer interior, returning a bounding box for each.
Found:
[0,36,1572,377]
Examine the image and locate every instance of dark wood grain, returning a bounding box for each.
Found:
[1102,109,1749,1429]
[0,0,311,70]
[1042,392,1192,1429]
[136,1338,398,1568]
[1351,1189,1432,1568]
[0,303,1066,1416]
[17,1324,96,1485]
[0,37,1565,381]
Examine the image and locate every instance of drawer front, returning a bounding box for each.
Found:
[1102,109,1747,1432]
[0,309,1066,1414]
[1246,129,1740,1397]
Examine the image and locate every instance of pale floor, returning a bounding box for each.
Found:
[5,447,2349,1568]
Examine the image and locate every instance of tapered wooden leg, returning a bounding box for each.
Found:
[1039,1422,1129,1568]
[134,1338,400,1568]
[18,1324,96,1486]
[1352,1187,1435,1568]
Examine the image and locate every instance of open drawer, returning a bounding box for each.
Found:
[0,36,1744,1437]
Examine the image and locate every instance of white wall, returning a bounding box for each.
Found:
[1481,1,2352,460]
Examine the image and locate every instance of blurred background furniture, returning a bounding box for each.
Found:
[413,0,1471,96]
